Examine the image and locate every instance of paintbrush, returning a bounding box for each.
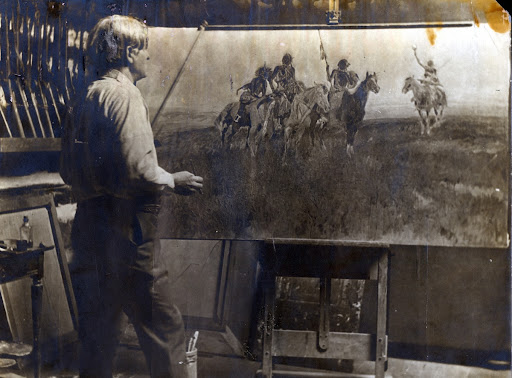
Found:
[190,331,199,351]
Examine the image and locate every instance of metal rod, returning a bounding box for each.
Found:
[152,21,207,137]
[204,21,473,31]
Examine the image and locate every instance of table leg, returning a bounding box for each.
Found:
[375,250,389,378]
[32,274,43,378]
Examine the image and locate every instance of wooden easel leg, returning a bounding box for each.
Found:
[375,249,389,378]
[32,272,43,378]
[318,276,331,351]
[261,270,275,378]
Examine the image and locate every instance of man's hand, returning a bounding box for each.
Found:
[171,171,203,196]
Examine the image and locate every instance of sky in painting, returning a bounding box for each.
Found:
[137,22,510,122]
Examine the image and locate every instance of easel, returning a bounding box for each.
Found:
[258,239,390,378]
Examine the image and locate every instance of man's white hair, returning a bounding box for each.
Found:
[86,15,148,75]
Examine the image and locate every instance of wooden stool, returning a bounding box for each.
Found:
[258,240,390,378]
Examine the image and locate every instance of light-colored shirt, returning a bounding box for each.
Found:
[60,69,174,201]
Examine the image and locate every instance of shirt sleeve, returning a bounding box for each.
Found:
[106,86,175,192]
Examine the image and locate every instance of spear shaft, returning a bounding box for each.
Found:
[318,30,330,82]
[4,13,25,137]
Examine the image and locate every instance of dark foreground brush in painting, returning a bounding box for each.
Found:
[156,112,508,248]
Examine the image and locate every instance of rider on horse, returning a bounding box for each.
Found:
[328,59,359,104]
[413,46,442,93]
[234,65,272,125]
[330,59,359,92]
[269,53,303,126]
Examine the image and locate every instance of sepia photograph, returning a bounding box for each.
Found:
[0,1,510,377]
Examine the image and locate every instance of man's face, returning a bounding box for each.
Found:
[131,46,150,82]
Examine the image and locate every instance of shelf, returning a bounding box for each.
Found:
[0,138,61,153]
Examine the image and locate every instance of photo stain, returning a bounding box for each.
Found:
[425,27,442,45]
[462,0,510,33]
[484,2,510,33]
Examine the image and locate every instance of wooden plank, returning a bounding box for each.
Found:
[272,330,374,360]
[47,195,78,330]
[262,271,276,377]
[318,277,330,351]
[266,238,390,248]
[0,192,58,213]
[375,250,389,378]
[259,368,387,377]
[0,137,61,152]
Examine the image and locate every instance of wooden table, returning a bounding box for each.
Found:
[258,239,390,378]
[0,245,53,378]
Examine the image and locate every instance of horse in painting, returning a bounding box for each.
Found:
[332,72,380,157]
[214,95,277,156]
[402,76,447,135]
[282,82,331,158]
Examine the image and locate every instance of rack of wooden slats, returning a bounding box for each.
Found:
[0,1,84,152]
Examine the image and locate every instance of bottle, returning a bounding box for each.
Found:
[20,216,33,248]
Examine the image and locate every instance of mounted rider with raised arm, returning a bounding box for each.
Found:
[234,65,272,125]
[412,46,442,88]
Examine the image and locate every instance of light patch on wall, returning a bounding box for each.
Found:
[56,203,77,224]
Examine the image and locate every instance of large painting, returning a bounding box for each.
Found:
[137,23,510,247]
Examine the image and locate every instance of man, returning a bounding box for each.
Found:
[233,65,271,125]
[269,53,301,127]
[60,15,203,378]
[412,46,441,86]
[329,59,359,93]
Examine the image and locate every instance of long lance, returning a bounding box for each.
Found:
[24,9,47,137]
[35,8,55,137]
[0,14,12,137]
[152,21,207,139]
[13,2,38,137]
[4,13,25,137]
[318,29,330,82]
[41,9,62,129]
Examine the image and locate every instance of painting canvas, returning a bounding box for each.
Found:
[135,23,510,247]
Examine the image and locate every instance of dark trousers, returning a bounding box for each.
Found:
[70,195,187,378]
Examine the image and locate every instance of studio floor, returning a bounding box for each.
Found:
[0,327,510,378]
